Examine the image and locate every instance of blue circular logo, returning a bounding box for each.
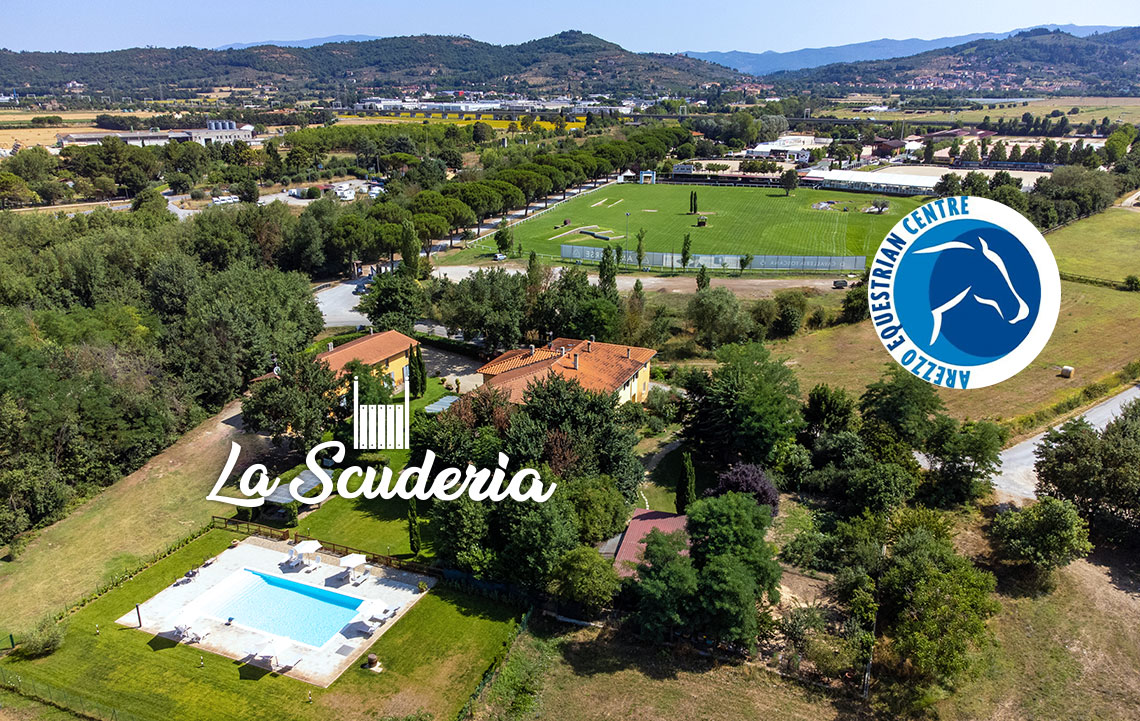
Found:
[870,197,1060,389]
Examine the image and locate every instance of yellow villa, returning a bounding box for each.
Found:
[316,329,419,386]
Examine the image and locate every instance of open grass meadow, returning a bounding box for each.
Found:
[776,281,1140,424]
[0,378,448,637]
[493,622,867,721]
[0,401,276,637]
[0,531,521,721]
[505,183,925,262]
[1046,207,1140,282]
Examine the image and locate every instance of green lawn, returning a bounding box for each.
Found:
[288,377,449,558]
[1046,207,1140,282]
[497,184,924,261]
[642,446,718,513]
[1,532,520,721]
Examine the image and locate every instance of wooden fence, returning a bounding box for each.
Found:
[209,516,441,577]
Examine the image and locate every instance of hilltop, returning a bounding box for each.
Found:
[0,31,745,96]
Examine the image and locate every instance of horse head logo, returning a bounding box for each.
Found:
[914,236,1029,345]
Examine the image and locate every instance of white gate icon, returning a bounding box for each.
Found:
[352,367,410,450]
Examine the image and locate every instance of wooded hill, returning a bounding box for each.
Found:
[0,31,745,96]
[764,27,1140,95]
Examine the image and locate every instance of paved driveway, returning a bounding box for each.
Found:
[315,282,368,327]
[993,384,1140,499]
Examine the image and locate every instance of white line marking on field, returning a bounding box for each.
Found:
[608,199,624,208]
[549,224,596,240]
[590,198,608,207]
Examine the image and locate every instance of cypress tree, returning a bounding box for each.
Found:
[696,265,710,291]
[677,451,697,514]
[408,497,421,555]
[413,346,428,397]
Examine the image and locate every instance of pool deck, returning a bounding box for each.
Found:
[116,537,434,687]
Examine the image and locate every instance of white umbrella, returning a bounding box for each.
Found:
[258,635,291,667]
[339,553,367,569]
[294,540,321,555]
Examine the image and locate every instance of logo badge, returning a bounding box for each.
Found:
[869,196,1060,389]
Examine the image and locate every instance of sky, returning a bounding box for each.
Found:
[2,0,1135,53]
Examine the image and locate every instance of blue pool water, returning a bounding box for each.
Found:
[200,569,363,647]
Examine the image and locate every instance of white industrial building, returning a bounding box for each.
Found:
[745,134,827,163]
[57,121,253,148]
[803,169,937,195]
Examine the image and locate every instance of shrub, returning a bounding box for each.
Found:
[189,188,206,200]
[707,463,779,513]
[284,501,300,527]
[645,387,680,423]
[16,617,66,658]
[646,415,666,435]
[306,186,322,200]
[1124,275,1140,292]
[781,528,826,569]
[807,306,829,329]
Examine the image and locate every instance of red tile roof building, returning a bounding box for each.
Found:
[477,338,655,404]
[315,330,419,382]
[613,508,689,578]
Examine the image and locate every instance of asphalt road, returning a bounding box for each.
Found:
[993,384,1140,499]
[315,282,369,327]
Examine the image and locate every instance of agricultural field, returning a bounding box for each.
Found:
[1045,207,1140,281]
[777,281,1140,424]
[0,532,521,721]
[0,110,159,147]
[830,96,1140,125]
[506,183,925,261]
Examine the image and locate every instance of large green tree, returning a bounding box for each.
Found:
[242,354,338,449]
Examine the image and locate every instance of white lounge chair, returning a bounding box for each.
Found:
[352,568,371,586]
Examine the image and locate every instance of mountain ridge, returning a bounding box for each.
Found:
[0,31,744,95]
[686,24,1122,76]
[760,27,1140,94]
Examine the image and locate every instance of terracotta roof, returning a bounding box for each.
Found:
[614,508,688,578]
[480,338,656,403]
[476,347,559,375]
[315,330,418,376]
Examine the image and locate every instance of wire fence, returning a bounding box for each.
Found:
[455,606,534,721]
[0,666,145,721]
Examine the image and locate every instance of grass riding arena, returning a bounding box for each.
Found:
[503,183,925,262]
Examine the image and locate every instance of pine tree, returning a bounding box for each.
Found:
[692,191,698,215]
[408,497,421,555]
[681,232,692,271]
[696,265,710,291]
[677,451,697,514]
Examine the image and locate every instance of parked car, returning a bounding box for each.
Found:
[833,279,848,289]
[493,253,508,261]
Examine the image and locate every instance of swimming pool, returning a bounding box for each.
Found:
[197,569,363,647]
